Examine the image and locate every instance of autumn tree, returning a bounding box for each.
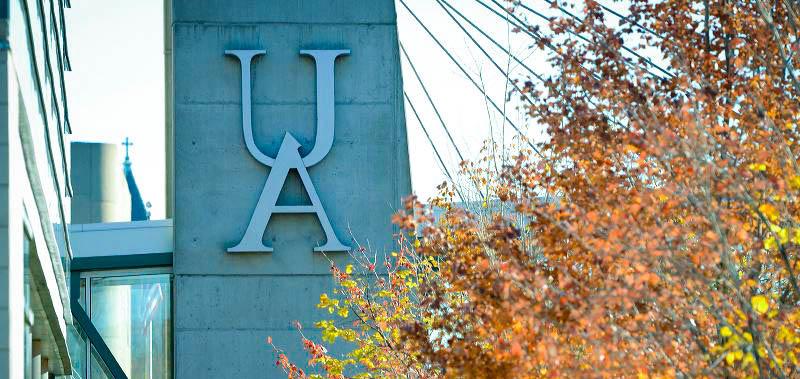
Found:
[272,0,800,377]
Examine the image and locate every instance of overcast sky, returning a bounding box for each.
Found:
[65,0,568,220]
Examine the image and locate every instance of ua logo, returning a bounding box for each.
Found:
[226,49,350,253]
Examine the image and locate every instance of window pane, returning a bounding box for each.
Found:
[68,324,89,379]
[90,344,114,379]
[90,274,172,379]
[23,235,31,379]
[79,278,86,309]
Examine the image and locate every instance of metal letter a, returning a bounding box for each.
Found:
[227,133,349,253]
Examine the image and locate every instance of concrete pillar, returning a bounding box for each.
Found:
[170,1,411,377]
[31,340,41,379]
[70,142,127,224]
[40,356,48,379]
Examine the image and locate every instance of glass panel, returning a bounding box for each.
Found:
[67,324,89,379]
[90,344,114,379]
[23,235,31,379]
[23,235,30,310]
[90,274,172,379]
[79,278,86,309]
[24,322,31,379]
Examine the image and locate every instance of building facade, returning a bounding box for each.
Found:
[170,0,411,378]
[170,1,410,376]
[0,0,74,377]
[0,0,410,377]
[0,0,413,378]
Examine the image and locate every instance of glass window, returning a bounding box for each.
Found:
[68,324,88,379]
[90,344,114,379]
[84,272,172,379]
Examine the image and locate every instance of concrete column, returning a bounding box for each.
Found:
[171,1,411,377]
[70,142,127,224]
[31,340,41,379]
[40,356,48,379]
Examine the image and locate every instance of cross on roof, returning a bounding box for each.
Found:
[122,137,133,160]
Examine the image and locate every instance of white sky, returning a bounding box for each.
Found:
[65,0,570,219]
[65,0,166,218]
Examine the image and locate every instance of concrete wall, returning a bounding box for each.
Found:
[171,1,410,377]
[70,142,127,224]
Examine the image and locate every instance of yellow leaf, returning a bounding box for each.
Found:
[765,236,777,250]
[751,295,769,315]
[721,326,733,337]
[768,309,779,319]
[726,351,736,365]
[341,280,357,288]
[759,203,779,222]
[318,293,330,308]
[345,264,353,274]
[774,226,790,243]
[790,176,800,190]
[742,353,756,367]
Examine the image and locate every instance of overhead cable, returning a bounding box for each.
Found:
[522,0,674,78]
[593,1,662,39]
[438,0,546,84]
[399,42,466,163]
[446,0,627,130]
[434,0,537,107]
[404,92,466,202]
[398,0,543,158]
[471,0,601,82]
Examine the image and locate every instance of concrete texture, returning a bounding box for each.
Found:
[171,1,410,377]
[70,142,127,224]
[172,0,397,24]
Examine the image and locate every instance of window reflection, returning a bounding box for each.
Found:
[90,344,114,379]
[89,273,172,379]
[68,324,88,379]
